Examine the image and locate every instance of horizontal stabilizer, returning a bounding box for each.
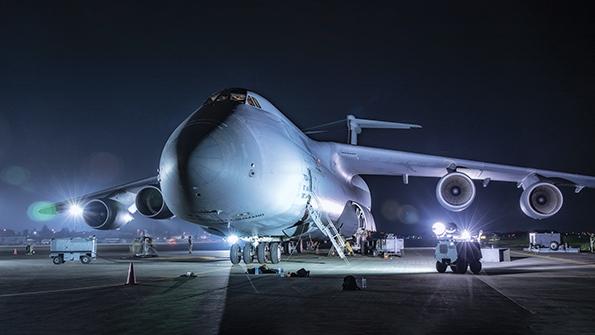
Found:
[347,115,421,145]
[349,116,421,130]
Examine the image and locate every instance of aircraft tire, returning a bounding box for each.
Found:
[257,243,266,264]
[270,242,281,264]
[455,260,468,274]
[436,261,447,273]
[230,244,241,264]
[470,261,482,274]
[243,244,253,264]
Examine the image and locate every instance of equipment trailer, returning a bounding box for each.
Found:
[50,237,97,265]
[432,222,483,274]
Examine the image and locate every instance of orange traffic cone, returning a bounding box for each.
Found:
[13,248,17,255]
[125,262,137,285]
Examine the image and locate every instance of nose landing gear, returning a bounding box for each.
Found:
[230,244,242,264]
[229,241,282,265]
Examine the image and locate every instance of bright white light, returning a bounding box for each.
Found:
[461,229,471,240]
[68,203,83,217]
[432,222,446,236]
[226,234,239,245]
[122,213,134,224]
[128,204,137,214]
[318,197,345,217]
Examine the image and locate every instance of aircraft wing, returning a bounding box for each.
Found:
[49,176,159,213]
[332,143,595,190]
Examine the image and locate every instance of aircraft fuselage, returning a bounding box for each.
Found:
[158,90,370,238]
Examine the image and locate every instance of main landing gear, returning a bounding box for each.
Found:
[229,242,281,265]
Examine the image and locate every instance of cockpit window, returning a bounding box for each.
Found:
[216,93,229,102]
[207,92,219,103]
[230,93,246,102]
[247,95,262,109]
[203,89,265,109]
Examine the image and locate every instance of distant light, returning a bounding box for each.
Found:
[128,204,137,214]
[461,229,471,240]
[226,234,239,245]
[432,222,446,237]
[68,203,83,217]
[122,213,134,224]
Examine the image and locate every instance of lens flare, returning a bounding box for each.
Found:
[432,222,446,236]
[68,203,84,217]
[27,201,56,222]
[226,234,239,244]
[461,229,471,240]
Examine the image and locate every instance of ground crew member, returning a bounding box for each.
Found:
[25,244,35,255]
[188,235,193,254]
[345,241,354,256]
[590,233,595,253]
[142,236,149,256]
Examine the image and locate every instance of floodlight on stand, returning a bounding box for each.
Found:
[461,229,471,240]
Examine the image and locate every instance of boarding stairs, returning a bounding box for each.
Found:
[307,195,349,264]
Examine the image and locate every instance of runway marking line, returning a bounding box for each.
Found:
[474,275,536,315]
[0,265,234,298]
[0,283,123,298]
[513,251,595,266]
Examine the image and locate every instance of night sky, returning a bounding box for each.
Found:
[1,2,594,235]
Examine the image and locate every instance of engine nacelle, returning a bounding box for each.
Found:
[520,182,563,219]
[135,186,174,219]
[82,199,131,230]
[436,172,476,212]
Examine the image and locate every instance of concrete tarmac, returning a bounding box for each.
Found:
[1,246,594,334]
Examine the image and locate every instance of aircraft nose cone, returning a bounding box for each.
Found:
[162,118,229,193]
[159,104,239,217]
[181,124,225,186]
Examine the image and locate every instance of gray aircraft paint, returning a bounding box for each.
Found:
[159,89,370,238]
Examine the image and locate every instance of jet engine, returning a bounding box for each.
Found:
[520,182,563,219]
[135,186,174,219]
[436,172,476,211]
[82,199,131,230]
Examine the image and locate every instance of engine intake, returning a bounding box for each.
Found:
[135,186,173,219]
[520,182,563,219]
[83,199,131,230]
[436,172,476,211]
